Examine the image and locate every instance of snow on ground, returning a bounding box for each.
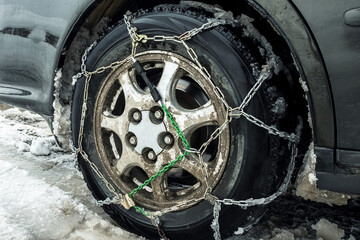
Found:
[0,106,143,240]
[295,143,351,206]
[0,104,359,240]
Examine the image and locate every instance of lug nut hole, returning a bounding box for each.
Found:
[158,132,175,149]
[129,109,142,123]
[126,133,137,147]
[142,148,157,162]
[150,106,164,124]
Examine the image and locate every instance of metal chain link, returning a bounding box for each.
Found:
[77,74,121,198]
[74,41,133,206]
[72,42,97,85]
[211,201,222,240]
[179,18,228,41]
[73,14,301,239]
[239,111,299,143]
[219,144,297,207]
[124,14,140,43]
[211,143,298,240]
[233,65,272,112]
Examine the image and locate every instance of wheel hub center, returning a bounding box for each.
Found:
[128,111,166,155]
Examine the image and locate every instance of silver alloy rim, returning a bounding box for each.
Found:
[94,51,230,210]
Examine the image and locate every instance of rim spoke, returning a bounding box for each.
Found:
[176,157,207,187]
[118,70,154,110]
[100,114,127,140]
[118,70,143,99]
[157,61,180,102]
[151,177,166,201]
[157,148,182,167]
[171,102,218,133]
[114,145,145,175]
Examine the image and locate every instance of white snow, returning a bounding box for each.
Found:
[0,106,143,240]
[270,229,295,240]
[0,107,51,148]
[17,141,31,152]
[311,219,345,240]
[53,69,73,151]
[271,97,287,115]
[1,105,358,240]
[28,26,46,43]
[308,173,318,185]
[0,160,84,239]
[30,138,51,156]
[295,143,352,206]
[52,17,110,152]
[234,227,244,235]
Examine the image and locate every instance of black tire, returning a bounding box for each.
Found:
[72,4,294,240]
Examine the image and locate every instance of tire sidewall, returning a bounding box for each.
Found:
[73,10,275,239]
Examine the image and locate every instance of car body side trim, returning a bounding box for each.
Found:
[316,147,360,194]
[317,172,360,195]
[336,149,360,174]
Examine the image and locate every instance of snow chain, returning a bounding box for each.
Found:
[73,13,300,240]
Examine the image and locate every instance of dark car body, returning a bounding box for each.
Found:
[0,0,359,194]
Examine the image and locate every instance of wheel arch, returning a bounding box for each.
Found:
[53,0,132,150]
[57,0,334,149]
[56,0,127,70]
[57,0,179,70]
[243,1,359,199]
[245,0,335,149]
[56,1,336,177]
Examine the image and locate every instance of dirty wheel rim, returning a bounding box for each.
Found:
[94,51,230,210]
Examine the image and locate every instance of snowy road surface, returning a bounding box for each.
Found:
[0,105,359,240]
[0,107,143,240]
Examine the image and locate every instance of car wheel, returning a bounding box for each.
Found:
[72,4,295,240]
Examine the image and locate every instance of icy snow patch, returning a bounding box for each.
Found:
[298,76,309,92]
[271,97,287,116]
[30,138,51,156]
[271,229,295,240]
[0,107,52,150]
[0,161,85,239]
[0,158,141,240]
[311,219,345,240]
[0,206,33,240]
[308,173,317,185]
[234,227,244,235]
[17,141,31,152]
[67,212,144,240]
[0,107,143,240]
[295,143,351,206]
[53,69,72,151]
[28,26,46,43]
